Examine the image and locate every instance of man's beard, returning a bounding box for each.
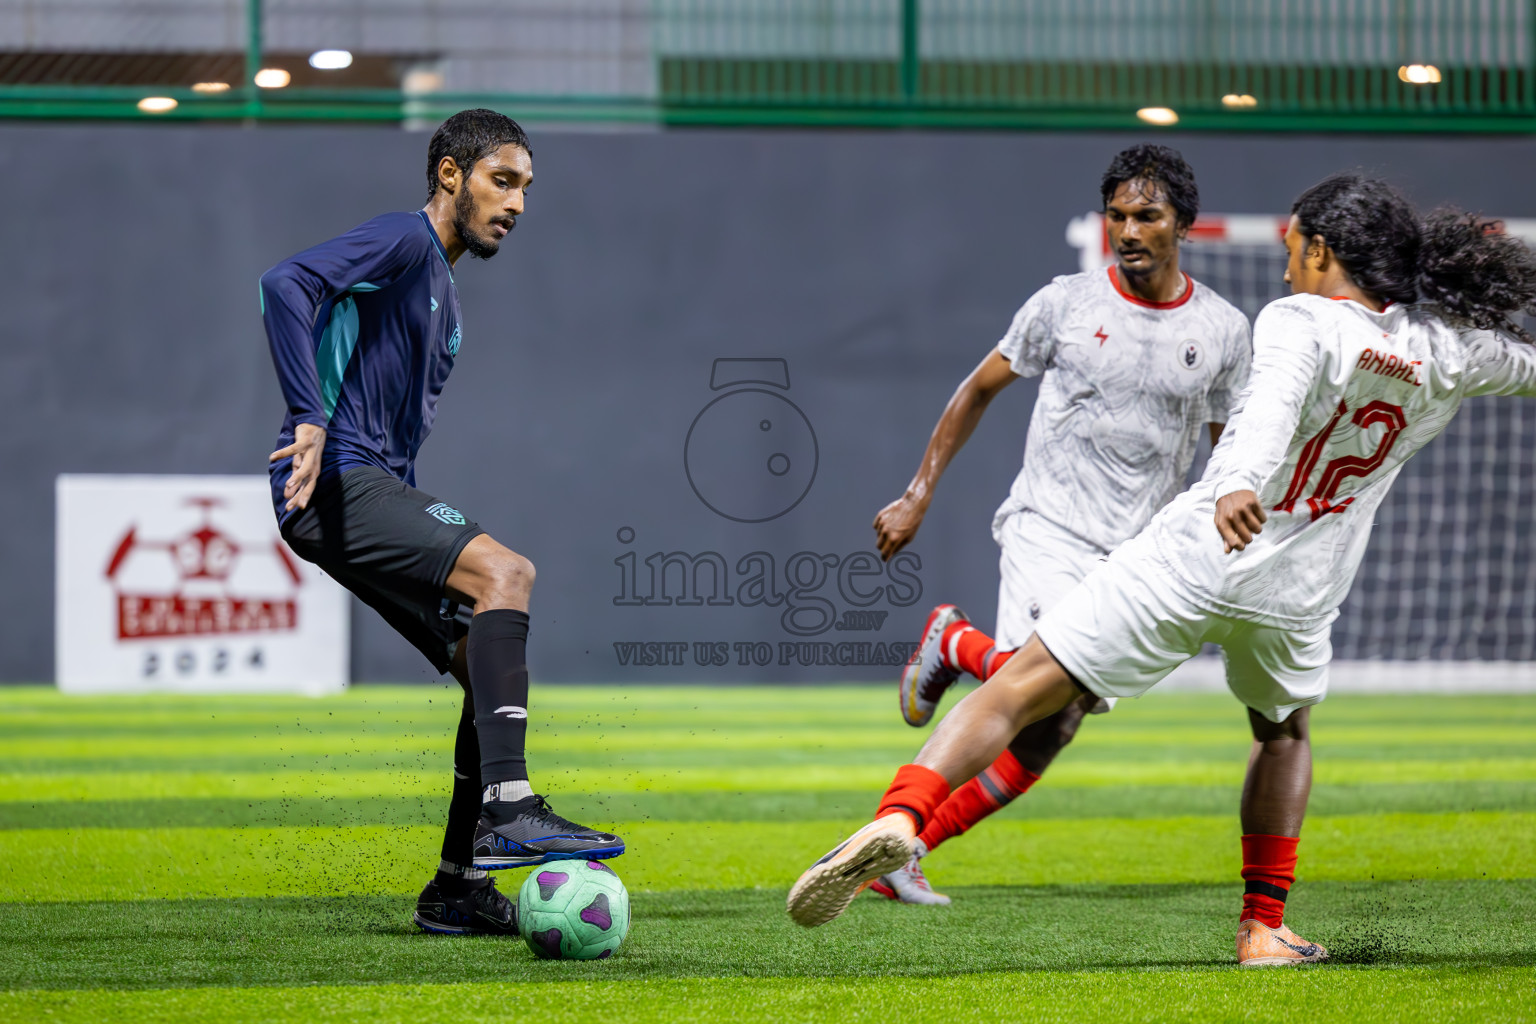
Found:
[1117,254,1152,277]
[453,187,505,261]
[1116,249,1162,278]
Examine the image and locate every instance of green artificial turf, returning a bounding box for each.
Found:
[0,685,1532,1023]
[3,880,1533,991]
[6,970,1532,1024]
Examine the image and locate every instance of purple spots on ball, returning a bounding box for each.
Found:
[586,860,616,875]
[536,871,568,901]
[597,948,612,959]
[532,927,563,958]
[580,892,613,931]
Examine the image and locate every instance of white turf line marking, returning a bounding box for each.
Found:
[1158,657,1536,694]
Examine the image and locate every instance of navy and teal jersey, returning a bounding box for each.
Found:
[261,210,463,523]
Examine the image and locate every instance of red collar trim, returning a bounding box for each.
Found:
[1328,295,1392,311]
[1108,266,1195,310]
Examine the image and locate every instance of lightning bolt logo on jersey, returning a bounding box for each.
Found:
[993,267,1254,553]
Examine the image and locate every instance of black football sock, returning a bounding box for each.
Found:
[468,608,533,791]
[434,858,489,896]
[439,686,483,866]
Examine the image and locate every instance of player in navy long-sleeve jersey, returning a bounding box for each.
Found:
[262,109,622,937]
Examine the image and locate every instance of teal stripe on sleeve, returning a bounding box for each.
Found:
[315,297,360,419]
[312,283,379,420]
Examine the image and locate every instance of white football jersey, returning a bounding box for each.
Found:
[1150,293,1536,628]
[995,267,1253,553]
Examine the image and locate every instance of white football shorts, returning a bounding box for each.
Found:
[1033,531,1332,723]
[992,509,1116,713]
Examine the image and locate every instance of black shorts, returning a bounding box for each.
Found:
[281,465,484,674]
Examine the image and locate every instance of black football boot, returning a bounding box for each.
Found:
[472,794,625,869]
[413,874,519,936]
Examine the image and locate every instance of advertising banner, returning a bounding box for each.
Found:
[55,475,348,694]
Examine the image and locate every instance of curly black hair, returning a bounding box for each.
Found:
[1100,144,1199,229]
[426,108,532,198]
[1418,208,1536,340]
[1291,174,1420,305]
[1292,173,1536,339]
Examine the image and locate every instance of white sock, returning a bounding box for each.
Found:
[943,626,973,669]
[437,859,487,881]
[482,779,533,803]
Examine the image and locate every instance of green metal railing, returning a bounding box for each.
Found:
[0,0,1532,131]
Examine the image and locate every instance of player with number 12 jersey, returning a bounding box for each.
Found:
[791,173,1536,967]
[1147,298,1523,633]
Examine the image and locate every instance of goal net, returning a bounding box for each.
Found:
[1067,213,1536,662]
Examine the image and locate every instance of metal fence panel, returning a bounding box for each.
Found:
[0,2,1531,129]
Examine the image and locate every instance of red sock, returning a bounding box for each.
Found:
[942,623,1017,680]
[918,750,1039,852]
[980,646,1015,681]
[876,764,951,834]
[1241,833,1299,928]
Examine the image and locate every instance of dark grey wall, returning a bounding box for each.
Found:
[6,125,1536,681]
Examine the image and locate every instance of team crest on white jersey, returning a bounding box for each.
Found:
[993,268,1251,553]
[1178,339,1204,371]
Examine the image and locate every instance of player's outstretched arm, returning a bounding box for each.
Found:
[1462,329,1536,398]
[874,348,1018,560]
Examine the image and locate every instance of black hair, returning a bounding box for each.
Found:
[1100,144,1200,229]
[1418,208,1536,340]
[426,108,531,197]
[1292,173,1536,340]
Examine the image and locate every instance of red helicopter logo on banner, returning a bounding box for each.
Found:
[103,497,303,640]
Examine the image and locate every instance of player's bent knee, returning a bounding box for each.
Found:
[499,550,535,586]
[1043,709,1085,754]
[450,537,536,608]
[1007,699,1086,772]
[486,551,535,599]
[1054,702,1089,746]
[1249,706,1308,744]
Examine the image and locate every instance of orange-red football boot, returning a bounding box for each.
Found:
[787,813,916,927]
[1236,919,1328,966]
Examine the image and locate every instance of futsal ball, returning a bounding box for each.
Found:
[517,860,630,960]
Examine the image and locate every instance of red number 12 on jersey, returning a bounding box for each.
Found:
[1275,399,1408,521]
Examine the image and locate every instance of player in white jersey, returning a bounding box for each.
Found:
[868,146,1251,905]
[790,173,1536,965]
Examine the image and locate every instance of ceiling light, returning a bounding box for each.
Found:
[1398,64,1442,84]
[137,96,178,113]
[254,68,291,89]
[191,81,230,93]
[1136,106,1179,125]
[1221,93,1257,108]
[309,50,353,70]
